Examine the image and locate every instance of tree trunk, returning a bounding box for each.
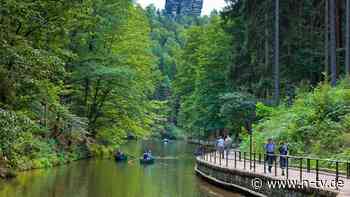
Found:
[330,0,337,86]
[274,0,280,104]
[336,0,343,49]
[346,0,350,75]
[325,0,329,75]
[265,12,269,71]
[265,12,270,97]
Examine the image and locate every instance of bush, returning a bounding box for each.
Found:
[0,110,40,158]
[241,80,350,160]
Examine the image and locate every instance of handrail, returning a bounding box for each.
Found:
[198,145,350,181]
[200,145,350,164]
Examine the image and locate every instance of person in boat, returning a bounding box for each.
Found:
[147,150,153,159]
[143,151,148,160]
[116,149,123,157]
[115,149,127,161]
[143,150,153,160]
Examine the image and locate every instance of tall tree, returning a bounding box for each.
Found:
[346,0,350,75]
[265,12,269,72]
[330,0,337,86]
[325,0,330,74]
[273,0,280,104]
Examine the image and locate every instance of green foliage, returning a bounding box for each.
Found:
[220,92,256,131]
[174,15,233,136]
[241,79,350,160]
[0,0,162,170]
[0,110,40,156]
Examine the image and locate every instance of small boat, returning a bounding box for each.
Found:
[162,138,170,144]
[115,154,128,162]
[140,157,155,164]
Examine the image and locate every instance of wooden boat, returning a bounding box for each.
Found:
[139,157,155,164]
[115,154,128,162]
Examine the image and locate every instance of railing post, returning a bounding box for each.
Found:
[336,161,339,185]
[234,151,237,168]
[243,152,246,170]
[214,151,216,164]
[347,162,350,179]
[253,153,256,172]
[307,158,311,173]
[239,151,242,161]
[210,150,212,163]
[286,156,289,180]
[275,154,277,176]
[205,147,207,161]
[316,159,319,181]
[264,153,266,174]
[299,158,303,182]
[219,152,222,166]
[259,153,262,164]
[206,147,208,161]
[226,151,228,167]
[201,147,204,160]
[250,151,252,170]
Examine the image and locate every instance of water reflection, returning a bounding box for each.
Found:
[0,140,243,197]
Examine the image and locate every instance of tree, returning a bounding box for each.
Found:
[273,0,280,104]
[173,15,232,136]
[0,0,163,166]
[346,0,350,75]
[325,0,330,74]
[330,0,337,86]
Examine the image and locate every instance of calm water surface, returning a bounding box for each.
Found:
[0,140,244,197]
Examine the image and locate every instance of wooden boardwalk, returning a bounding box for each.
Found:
[197,151,350,197]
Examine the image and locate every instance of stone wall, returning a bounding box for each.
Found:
[196,160,338,197]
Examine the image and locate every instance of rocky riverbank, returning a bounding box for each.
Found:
[0,168,16,179]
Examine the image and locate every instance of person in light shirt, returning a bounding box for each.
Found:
[216,135,225,159]
[265,138,276,173]
[224,134,233,158]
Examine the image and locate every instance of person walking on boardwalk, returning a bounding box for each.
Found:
[224,134,233,159]
[279,141,288,176]
[265,138,276,173]
[216,136,225,159]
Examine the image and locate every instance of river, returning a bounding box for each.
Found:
[0,140,244,197]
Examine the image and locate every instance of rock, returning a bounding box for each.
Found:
[0,168,16,179]
[165,0,203,18]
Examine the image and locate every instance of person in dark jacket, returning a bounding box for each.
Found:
[265,138,275,173]
[279,141,288,176]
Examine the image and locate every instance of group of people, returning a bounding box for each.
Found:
[216,134,233,159]
[214,136,288,176]
[265,138,288,176]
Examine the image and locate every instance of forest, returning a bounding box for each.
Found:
[1,0,350,172]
